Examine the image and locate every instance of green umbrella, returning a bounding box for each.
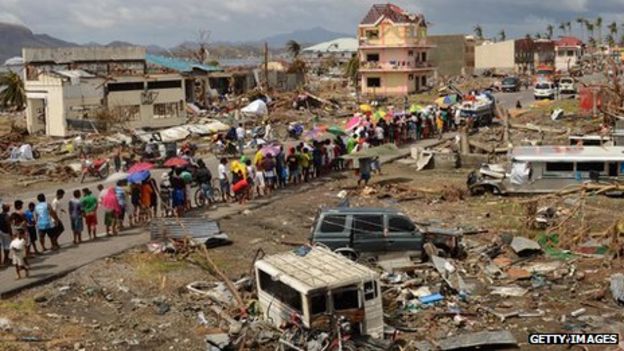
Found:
[409,103,424,113]
[328,126,346,136]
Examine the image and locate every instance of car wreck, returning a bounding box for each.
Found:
[309,207,464,261]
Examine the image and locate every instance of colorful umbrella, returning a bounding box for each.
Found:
[359,104,372,113]
[327,126,346,136]
[230,160,247,178]
[180,171,192,183]
[345,116,362,131]
[128,170,151,184]
[260,144,281,157]
[373,109,389,122]
[127,162,154,174]
[409,103,424,113]
[163,157,189,168]
[101,187,121,212]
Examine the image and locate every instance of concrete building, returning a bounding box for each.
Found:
[555,36,584,72]
[533,39,555,67]
[357,4,435,96]
[475,39,535,74]
[428,35,475,77]
[301,37,358,67]
[23,47,187,137]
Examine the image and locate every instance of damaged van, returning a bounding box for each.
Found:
[255,246,384,339]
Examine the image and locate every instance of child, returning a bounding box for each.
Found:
[10,229,28,279]
[68,189,84,244]
[24,202,40,255]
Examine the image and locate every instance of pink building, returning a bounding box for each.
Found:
[358,4,435,96]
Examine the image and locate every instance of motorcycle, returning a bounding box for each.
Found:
[80,158,110,183]
[287,123,304,140]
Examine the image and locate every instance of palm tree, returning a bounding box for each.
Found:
[620,33,624,46]
[0,71,25,110]
[546,24,554,39]
[285,40,301,58]
[345,56,359,86]
[595,17,603,44]
[606,34,616,47]
[558,23,566,36]
[576,17,586,41]
[586,22,595,46]
[499,30,506,41]
[525,33,532,40]
[608,21,618,38]
[566,21,572,35]
[473,24,483,40]
[535,33,542,39]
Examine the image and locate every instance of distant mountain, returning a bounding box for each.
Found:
[258,26,353,47]
[0,22,78,63]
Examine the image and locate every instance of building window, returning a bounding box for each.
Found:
[112,105,140,121]
[577,162,605,172]
[545,162,574,172]
[258,269,302,313]
[366,77,381,88]
[408,50,414,56]
[108,82,144,92]
[366,29,379,40]
[421,52,427,62]
[408,74,414,80]
[567,50,575,57]
[420,76,427,87]
[147,80,182,90]
[153,102,180,119]
[366,53,380,62]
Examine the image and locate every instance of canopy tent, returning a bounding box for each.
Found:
[241,99,268,117]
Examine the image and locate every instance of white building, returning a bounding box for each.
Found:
[554,36,584,72]
[23,47,187,137]
[301,37,358,67]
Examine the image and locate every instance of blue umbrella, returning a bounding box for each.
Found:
[128,170,150,184]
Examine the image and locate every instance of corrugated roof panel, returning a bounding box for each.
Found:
[146,54,222,73]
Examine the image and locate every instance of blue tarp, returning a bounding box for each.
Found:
[146,54,222,73]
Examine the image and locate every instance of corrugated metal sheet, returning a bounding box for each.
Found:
[149,218,230,246]
[146,54,222,73]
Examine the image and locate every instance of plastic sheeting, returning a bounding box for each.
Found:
[241,99,268,116]
[9,144,34,161]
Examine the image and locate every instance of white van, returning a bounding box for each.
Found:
[254,246,384,338]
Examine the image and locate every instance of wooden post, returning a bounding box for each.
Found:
[460,126,470,155]
[264,42,269,90]
[503,109,510,143]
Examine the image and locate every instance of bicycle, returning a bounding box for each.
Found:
[194,180,222,208]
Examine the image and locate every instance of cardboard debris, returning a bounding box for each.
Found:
[510,236,541,255]
[436,330,518,350]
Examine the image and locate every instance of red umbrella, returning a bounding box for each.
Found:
[164,157,189,168]
[128,162,154,174]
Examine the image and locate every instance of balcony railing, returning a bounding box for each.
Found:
[358,38,430,47]
[359,61,434,71]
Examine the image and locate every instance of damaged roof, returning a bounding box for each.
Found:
[255,246,378,293]
[146,54,222,73]
[360,3,425,26]
[512,146,624,162]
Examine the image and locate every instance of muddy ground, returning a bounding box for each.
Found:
[1,159,623,350]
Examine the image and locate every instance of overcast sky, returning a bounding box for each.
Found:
[1,0,623,46]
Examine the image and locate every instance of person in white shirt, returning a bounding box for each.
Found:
[236,123,245,155]
[50,189,65,250]
[10,229,28,279]
[264,122,273,141]
[218,158,230,202]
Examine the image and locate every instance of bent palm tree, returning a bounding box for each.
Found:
[566,22,572,35]
[473,25,483,40]
[345,56,359,86]
[0,71,25,110]
[596,17,603,44]
[546,24,554,39]
[285,40,301,59]
[499,30,506,41]
[558,23,566,35]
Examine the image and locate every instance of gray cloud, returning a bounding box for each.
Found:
[0,0,623,46]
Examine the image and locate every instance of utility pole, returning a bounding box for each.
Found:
[264,42,269,90]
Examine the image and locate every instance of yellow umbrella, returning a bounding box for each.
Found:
[230,161,247,178]
[360,104,373,113]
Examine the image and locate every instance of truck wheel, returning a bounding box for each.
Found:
[334,248,359,261]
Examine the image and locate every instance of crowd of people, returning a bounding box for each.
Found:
[0,103,462,279]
